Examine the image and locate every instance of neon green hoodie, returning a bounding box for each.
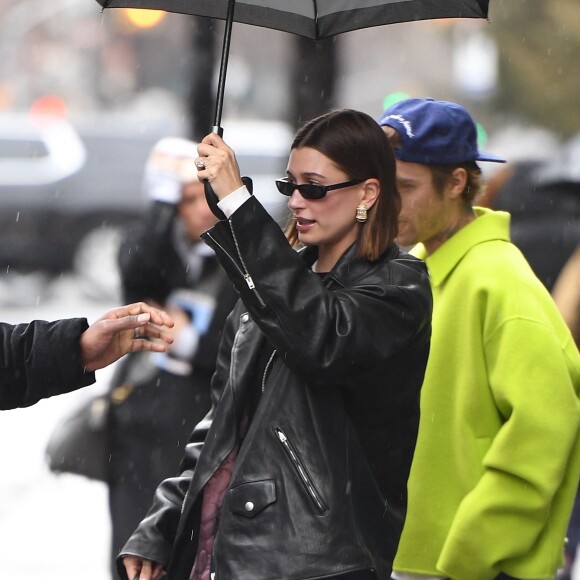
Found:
[394,208,580,580]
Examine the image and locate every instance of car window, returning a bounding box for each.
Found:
[0,139,49,158]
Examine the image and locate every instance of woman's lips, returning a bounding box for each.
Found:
[295,217,315,232]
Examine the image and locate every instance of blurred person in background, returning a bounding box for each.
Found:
[480,158,580,292]
[547,246,580,580]
[105,137,238,577]
[379,97,580,580]
[552,245,580,348]
[0,302,174,410]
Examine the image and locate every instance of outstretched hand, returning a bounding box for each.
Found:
[80,302,174,372]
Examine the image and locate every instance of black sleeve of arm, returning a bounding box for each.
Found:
[0,318,95,410]
[203,196,432,384]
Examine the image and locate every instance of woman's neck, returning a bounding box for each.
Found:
[316,236,357,272]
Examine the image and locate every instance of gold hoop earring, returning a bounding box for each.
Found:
[355,204,368,223]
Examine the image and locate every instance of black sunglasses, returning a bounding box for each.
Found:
[275,177,364,200]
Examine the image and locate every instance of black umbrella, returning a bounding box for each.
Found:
[98,0,490,134]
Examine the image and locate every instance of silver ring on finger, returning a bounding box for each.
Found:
[195,158,206,170]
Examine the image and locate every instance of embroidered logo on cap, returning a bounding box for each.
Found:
[382,114,414,138]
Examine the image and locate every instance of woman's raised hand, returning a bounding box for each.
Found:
[195,132,244,201]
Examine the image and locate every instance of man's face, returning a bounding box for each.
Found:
[394,160,451,250]
[178,181,218,241]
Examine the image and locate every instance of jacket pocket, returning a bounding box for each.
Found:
[227,479,277,518]
[274,427,328,514]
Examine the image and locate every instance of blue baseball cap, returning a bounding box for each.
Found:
[378,98,506,165]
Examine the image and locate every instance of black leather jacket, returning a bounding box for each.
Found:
[119,196,432,580]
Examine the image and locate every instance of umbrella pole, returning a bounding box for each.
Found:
[211,0,236,136]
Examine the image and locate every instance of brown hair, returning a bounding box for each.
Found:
[383,124,483,204]
[284,109,400,261]
[430,163,482,204]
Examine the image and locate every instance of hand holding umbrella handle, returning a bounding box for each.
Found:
[202,125,253,219]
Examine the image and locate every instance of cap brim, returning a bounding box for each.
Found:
[477,151,507,163]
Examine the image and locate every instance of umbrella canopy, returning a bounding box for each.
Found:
[99,0,489,40]
[97,0,490,130]
[97,0,491,219]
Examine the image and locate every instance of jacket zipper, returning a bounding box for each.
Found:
[274,427,328,514]
[228,220,267,307]
[204,229,266,308]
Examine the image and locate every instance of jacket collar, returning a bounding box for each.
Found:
[419,207,511,287]
[300,242,400,286]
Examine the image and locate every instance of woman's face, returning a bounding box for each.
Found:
[286,146,367,270]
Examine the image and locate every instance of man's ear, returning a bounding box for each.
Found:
[361,178,380,209]
[448,168,468,199]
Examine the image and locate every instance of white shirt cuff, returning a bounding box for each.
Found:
[217,185,252,218]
